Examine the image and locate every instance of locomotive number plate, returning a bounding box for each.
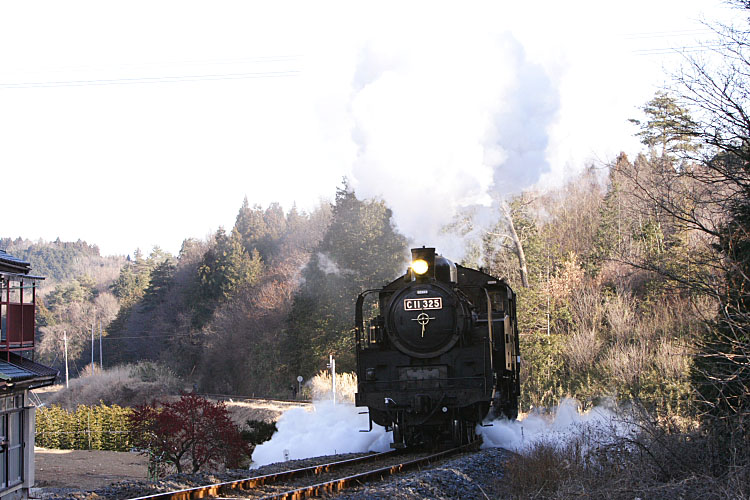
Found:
[404,297,443,311]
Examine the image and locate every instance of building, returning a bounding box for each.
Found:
[0,250,57,500]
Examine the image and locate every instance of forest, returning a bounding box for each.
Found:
[2,2,747,493]
[21,87,744,417]
[20,77,746,417]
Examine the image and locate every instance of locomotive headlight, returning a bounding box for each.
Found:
[411,259,429,275]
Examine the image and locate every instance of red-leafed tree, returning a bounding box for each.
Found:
[129,393,249,474]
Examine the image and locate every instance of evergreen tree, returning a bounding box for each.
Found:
[233,197,254,237]
[286,183,407,376]
[629,91,698,158]
[233,200,273,260]
[593,153,629,267]
[142,259,176,310]
[195,228,264,327]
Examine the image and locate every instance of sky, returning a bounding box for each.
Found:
[0,1,739,257]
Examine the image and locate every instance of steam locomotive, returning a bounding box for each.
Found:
[355,247,520,448]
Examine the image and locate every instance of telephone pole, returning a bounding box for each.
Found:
[63,331,69,388]
[91,324,95,371]
[99,321,103,370]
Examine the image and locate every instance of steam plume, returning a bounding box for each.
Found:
[250,401,390,468]
[348,28,559,258]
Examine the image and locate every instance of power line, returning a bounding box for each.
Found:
[620,27,724,57]
[4,54,302,77]
[0,69,300,89]
[632,43,726,56]
[95,333,199,340]
[622,29,714,40]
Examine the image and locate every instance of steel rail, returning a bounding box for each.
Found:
[260,441,479,500]
[128,450,396,500]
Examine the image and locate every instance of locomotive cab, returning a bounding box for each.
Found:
[355,247,520,448]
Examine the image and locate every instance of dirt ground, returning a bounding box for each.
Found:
[34,447,148,490]
[31,396,309,491]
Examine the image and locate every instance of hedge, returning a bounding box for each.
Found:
[35,404,133,451]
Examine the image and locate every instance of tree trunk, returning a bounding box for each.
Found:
[501,203,530,288]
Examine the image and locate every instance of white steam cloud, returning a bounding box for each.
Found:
[479,398,633,452]
[251,398,631,468]
[251,401,391,468]
[346,21,559,258]
[316,252,352,276]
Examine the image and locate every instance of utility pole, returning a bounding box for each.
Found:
[328,354,336,405]
[91,324,95,372]
[63,330,69,388]
[99,320,103,371]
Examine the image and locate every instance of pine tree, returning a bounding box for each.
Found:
[629,91,698,159]
[286,183,407,375]
[142,259,176,310]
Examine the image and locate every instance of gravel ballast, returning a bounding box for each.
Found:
[33,447,513,499]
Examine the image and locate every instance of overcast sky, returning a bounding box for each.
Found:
[0,1,738,257]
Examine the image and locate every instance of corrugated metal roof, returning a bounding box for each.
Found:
[9,353,58,378]
[0,354,57,388]
[0,250,31,274]
[0,361,34,382]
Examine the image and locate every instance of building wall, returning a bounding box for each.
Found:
[0,390,33,500]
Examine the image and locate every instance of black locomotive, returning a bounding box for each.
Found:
[355,247,520,448]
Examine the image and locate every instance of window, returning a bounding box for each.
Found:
[0,414,6,488]
[0,395,24,490]
[0,304,5,342]
[490,292,506,314]
[0,277,37,345]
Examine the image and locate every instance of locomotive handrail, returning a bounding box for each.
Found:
[355,289,382,349]
[482,287,495,350]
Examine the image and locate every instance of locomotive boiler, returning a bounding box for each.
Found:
[355,247,520,448]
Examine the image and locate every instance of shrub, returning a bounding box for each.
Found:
[502,406,750,499]
[129,393,250,475]
[241,419,277,447]
[564,328,602,373]
[47,362,182,409]
[35,404,132,451]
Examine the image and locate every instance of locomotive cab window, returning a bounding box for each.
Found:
[490,292,505,314]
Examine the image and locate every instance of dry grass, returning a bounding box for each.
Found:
[501,409,750,499]
[504,439,593,497]
[564,328,602,373]
[223,399,309,425]
[653,338,690,380]
[606,294,641,342]
[307,370,357,403]
[601,341,650,387]
[43,362,183,409]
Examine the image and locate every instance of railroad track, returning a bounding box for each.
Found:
[130,441,480,500]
